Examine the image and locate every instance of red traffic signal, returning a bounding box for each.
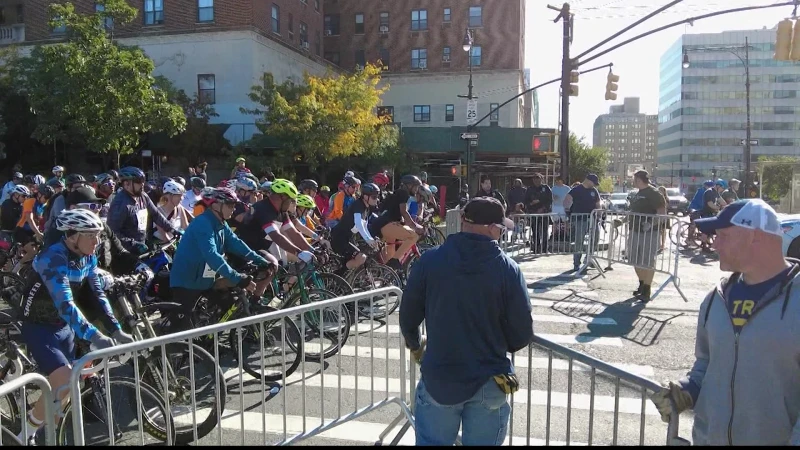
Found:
[533,137,542,151]
[450,166,458,176]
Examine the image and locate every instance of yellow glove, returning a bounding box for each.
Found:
[410,335,426,365]
[649,381,693,423]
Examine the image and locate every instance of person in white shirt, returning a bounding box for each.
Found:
[155,181,190,242]
[550,176,571,220]
[0,173,23,204]
[180,177,206,213]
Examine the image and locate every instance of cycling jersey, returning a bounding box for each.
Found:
[20,241,121,341]
[377,189,411,223]
[332,199,375,242]
[701,189,722,217]
[107,189,177,252]
[226,202,250,230]
[0,198,21,230]
[16,198,45,230]
[327,191,355,222]
[689,187,707,211]
[236,197,290,252]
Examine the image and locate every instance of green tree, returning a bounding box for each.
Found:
[241,64,399,169]
[14,0,186,161]
[758,156,798,202]
[568,133,609,183]
[598,177,614,193]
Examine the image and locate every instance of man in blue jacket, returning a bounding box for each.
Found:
[169,187,271,331]
[107,167,181,254]
[399,197,533,446]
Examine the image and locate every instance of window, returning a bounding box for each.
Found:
[198,74,216,104]
[442,46,451,62]
[314,0,319,12]
[354,13,364,34]
[96,3,113,29]
[299,21,308,45]
[379,48,390,70]
[198,0,213,22]
[490,103,499,122]
[469,46,481,66]
[324,52,340,65]
[271,4,280,34]
[443,7,451,22]
[446,104,454,122]
[288,13,293,40]
[379,12,389,33]
[469,6,482,27]
[355,50,366,68]
[16,5,22,23]
[144,0,164,25]
[411,9,427,31]
[315,31,320,55]
[324,14,340,35]
[411,48,427,69]
[414,105,431,122]
[52,15,66,34]
[377,106,394,122]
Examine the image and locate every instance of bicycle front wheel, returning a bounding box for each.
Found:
[229,306,304,383]
[289,288,350,360]
[349,262,402,320]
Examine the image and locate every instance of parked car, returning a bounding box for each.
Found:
[780,214,800,258]
[607,192,629,212]
[665,187,689,216]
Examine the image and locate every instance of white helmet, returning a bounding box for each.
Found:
[12,185,30,197]
[162,180,186,195]
[259,180,272,192]
[56,209,104,232]
[52,166,65,174]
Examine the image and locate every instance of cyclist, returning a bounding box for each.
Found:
[181,177,207,212]
[1,184,30,231]
[50,165,66,186]
[228,177,258,230]
[327,176,360,228]
[0,172,23,203]
[193,186,215,217]
[315,185,331,219]
[14,183,49,265]
[369,175,422,271]
[172,176,186,188]
[45,173,88,231]
[169,187,272,331]
[18,209,134,444]
[298,179,322,219]
[230,156,251,179]
[94,173,116,202]
[331,182,381,273]
[697,179,728,253]
[154,180,190,243]
[107,167,181,254]
[295,194,320,230]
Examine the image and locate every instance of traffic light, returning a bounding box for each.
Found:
[568,70,579,97]
[532,134,552,153]
[605,71,619,101]
[450,166,457,176]
[775,19,794,61]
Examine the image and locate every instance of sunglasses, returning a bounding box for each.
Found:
[77,231,101,240]
[76,203,104,212]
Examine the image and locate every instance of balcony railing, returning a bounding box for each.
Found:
[0,23,24,44]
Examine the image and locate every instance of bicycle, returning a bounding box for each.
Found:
[333,238,402,320]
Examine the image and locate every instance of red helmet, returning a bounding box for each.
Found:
[373,172,390,187]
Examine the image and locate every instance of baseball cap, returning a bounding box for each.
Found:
[585,174,600,186]
[67,186,104,207]
[462,197,515,230]
[695,199,782,237]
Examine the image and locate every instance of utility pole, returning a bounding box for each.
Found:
[743,36,752,196]
[551,3,573,183]
[458,29,476,188]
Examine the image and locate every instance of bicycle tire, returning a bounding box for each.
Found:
[0,424,20,445]
[229,307,304,382]
[310,272,354,298]
[0,272,25,317]
[349,263,402,320]
[669,220,684,248]
[287,288,350,360]
[0,380,20,436]
[137,342,226,444]
[56,376,175,445]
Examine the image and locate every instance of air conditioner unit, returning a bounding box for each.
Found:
[442,55,450,62]
[379,25,389,34]
[325,30,332,36]
[302,41,309,49]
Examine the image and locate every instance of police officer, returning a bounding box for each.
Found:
[525,173,553,254]
[564,174,602,273]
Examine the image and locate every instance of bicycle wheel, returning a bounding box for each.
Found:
[0,380,20,437]
[288,288,350,360]
[137,342,225,444]
[229,306,304,382]
[669,220,684,248]
[349,262,402,320]
[309,272,354,298]
[57,376,175,445]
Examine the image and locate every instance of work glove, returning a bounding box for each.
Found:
[298,250,314,264]
[89,333,116,352]
[112,329,135,345]
[408,335,426,365]
[650,381,693,423]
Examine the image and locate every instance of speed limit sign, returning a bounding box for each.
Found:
[466,99,478,125]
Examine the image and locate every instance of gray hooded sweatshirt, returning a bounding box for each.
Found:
[680,262,800,445]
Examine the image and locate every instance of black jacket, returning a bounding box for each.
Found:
[524,184,553,214]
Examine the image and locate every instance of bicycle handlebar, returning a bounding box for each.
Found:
[138,235,180,261]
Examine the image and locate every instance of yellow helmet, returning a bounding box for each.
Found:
[270,179,298,199]
[297,194,316,209]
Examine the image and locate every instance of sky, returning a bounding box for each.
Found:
[525,0,793,144]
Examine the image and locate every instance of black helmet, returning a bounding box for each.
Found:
[361,183,380,196]
[108,169,119,180]
[47,177,65,189]
[86,174,96,183]
[172,176,186,187]
[400,175,422,188]
[22,175,35,185]
[157,176,172,189]
[190,177,206,189]
[343,176,361,187]
[118,167,145,182]
[66,173,86,187]
[37,184,55,200]
[298,179,319,192]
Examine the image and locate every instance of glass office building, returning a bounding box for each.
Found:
[657,29,800,192]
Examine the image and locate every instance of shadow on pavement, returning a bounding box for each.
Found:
[526,270,582,291]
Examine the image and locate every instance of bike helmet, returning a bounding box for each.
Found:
[37,184,54,200]
[417,185,433,201]
[12,172,22,181]
[715,179,727,189]
[270,179,299,199]
[157,176,172,189]
[47,178,65,189]
[162,180,186,195]
[343,176,361,187]
[400,174,422,188]
[361,182,380,196]
[190,177,206,189]
[419,171,428,182]
[430,185,438,195]
[235,177,258,192]
[32,175,46,186]
[108,169,119,180]
[235,156,246,163]
[259,180,273,192]
[172,176,186,187]
[118,167,146,182]
[320,185,330,192]
[344,170,355,178]
[11,185,30,197]
[56,208,104,232]
[205,187,239,205]
[95,173,114,186]
[66,173,86,186]
[22,175,35,185]
[225,179,238,191]
[703,180,715,187]
[372,172,390,186]
[296,194,316,209]
[52,165,65,174]
[298,179,319,192]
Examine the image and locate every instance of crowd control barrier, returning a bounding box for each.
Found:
[0,372,56,446]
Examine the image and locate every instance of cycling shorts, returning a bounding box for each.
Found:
[331,232,359,261]
[21,322,75,374]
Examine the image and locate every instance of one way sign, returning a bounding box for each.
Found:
[460,132,479,140]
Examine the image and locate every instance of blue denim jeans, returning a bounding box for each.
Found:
[414,378,510,446]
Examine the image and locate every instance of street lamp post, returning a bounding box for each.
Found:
[683,37,753,195]
[458,29,476,186]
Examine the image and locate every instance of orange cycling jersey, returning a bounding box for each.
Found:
[16,198,40,229]
[327,191,346,221]
[193,203,206,217]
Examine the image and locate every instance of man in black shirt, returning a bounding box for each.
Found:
[0,185,30,231]
[698,180,727,254]
[506,179,527,212]
[331,183,381,273]
[564,174,602,273]
[474,176,507,210]
[525,173,553,254]
[369,175,422,271]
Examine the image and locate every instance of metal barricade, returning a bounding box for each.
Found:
[502,213,597,260]
[0,373,56,446]
[589,210,688,302]
[66,287,413,446]
[444,208,461,236]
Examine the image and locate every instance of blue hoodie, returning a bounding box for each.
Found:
[399,232,533,405]
[689,187,708,211]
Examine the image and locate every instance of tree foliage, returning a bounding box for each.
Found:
[13,0,186,156]
[758,156,798,202]
[598,177,614,193]
[241,64,399,169]
[568,133,609,183]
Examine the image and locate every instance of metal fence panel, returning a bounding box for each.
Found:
[0,373,56,446]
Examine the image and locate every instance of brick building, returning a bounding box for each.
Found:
[323,0,528,128]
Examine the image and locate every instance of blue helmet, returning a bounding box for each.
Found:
[235,177,258,191]
[715,179,727,189]
[119,166,146,182]
[703,180,715,187]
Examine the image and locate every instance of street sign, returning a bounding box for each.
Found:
[740,139,759,146]
[460,132,479,140]
[466,99,478,125]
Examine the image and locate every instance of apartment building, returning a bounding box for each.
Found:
[593,97,658,185]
